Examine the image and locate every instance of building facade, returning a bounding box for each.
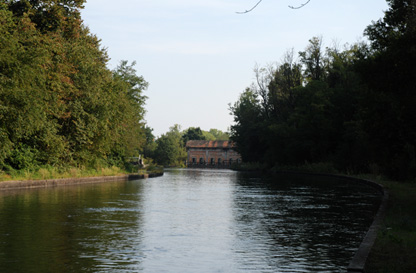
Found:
[186,140,242,168]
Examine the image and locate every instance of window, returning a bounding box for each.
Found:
[210,158,215,165]
[200,158,204,164]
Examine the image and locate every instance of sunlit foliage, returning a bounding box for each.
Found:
[0,1,147,173]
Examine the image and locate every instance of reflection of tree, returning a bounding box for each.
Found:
[0,181,145,272]
[237,0,311,14]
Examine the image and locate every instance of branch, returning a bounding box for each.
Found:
[288,0,311,9]
[236,0,312,14]
[236,0,263,14]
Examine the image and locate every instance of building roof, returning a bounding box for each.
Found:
[186,140,236,149]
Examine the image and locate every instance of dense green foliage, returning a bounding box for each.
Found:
[153,125,186,167]
[203,128,229,141]
[181,127,206,146]
[230,0,416,180]
[0,1,147,173]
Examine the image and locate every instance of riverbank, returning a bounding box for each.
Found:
[0,171,164,191]
[364,178,416,273]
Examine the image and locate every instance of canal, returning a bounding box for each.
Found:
[0,169,381,272]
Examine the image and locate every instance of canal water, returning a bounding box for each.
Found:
[0,169,381,273]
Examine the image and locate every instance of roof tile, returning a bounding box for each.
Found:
[186,140,235,149]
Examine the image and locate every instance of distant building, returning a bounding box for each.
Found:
[186,140,242,168]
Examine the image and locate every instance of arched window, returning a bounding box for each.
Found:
[210,158,215,165]
[192,158,196,164]
[200,158,204,164]
[218,158,222,164]
[229,158,233,165]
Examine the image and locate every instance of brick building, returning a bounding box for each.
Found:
[186,140,242,168]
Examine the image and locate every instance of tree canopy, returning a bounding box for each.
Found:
[0,1,148,172]
[230,0,416,180]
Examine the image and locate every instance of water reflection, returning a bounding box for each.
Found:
[138,169,237,273]
[0,170,381,272]
[231,173,380,272]
[0,181,145,273]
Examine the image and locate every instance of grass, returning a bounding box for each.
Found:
[364,178,416,273]
[0,164,163,182]
[0,166,124,181]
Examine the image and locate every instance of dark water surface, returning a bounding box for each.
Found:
[0,169,381,272]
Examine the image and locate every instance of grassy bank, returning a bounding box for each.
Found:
[0,164,163,182]
[364,178,416,273]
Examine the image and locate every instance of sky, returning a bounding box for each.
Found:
[81,0,389,137]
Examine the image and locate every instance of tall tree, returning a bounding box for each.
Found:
[358,0,416,178]
[299,36,326,82]
[268,49,303,122]
[229,88,266,162]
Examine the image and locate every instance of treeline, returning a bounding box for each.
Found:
[143,125,229,167]
[230,0,416,180]
[0,1,148,173]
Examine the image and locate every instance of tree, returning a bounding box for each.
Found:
[1,2,68,168]
[365,0,416,52]
[112,60,148,108]
[154,125,186,166]
[181,127,206,146]
[202,131,216,141]
[0,1,148,172]
[107,61,148,164]
[229,38,369,171]
[230,0,416,179]
[207,129,229,141]
[268,49,303,122]
[357,0,416,179]
[299,36,326,82]
[142,126,157,159]
[229,88,266,162]
[253,63,276,119]
[6,0,86,38]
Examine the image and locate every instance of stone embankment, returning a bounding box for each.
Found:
[0,172,163,191]
[346,177,388,273]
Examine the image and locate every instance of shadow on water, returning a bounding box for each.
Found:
[0,170,382,273]
[231,172,382,272]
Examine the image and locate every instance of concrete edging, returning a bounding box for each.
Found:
[345,177,388,273]
[0,172,163,191]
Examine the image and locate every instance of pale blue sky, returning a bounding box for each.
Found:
[81,0,389,137]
